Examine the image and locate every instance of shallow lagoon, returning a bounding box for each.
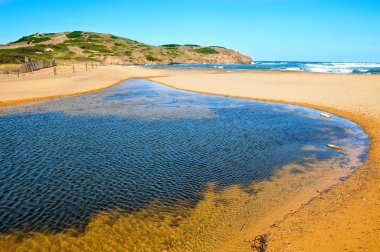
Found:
[0,79,368,250]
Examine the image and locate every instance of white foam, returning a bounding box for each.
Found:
[302,62,380,74]
[306,62,380,69]
[307,67,353,74]
[283,67,302,71]
[330,62,380,68]
[260,62,287,65]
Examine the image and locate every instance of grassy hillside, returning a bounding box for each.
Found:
[0,32,252,65]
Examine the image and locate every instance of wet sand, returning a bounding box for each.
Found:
[1,66,379,251]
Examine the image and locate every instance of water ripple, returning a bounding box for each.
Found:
[0,79,368,239]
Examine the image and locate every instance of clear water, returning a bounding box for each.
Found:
[0,79,368,249]
[141,61,380,74]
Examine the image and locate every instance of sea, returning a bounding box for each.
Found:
[142,61,380,74]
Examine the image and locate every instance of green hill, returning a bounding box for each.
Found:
[0,31,252,65]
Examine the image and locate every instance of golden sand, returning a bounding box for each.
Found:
[0,155,359,251]
[150,70,380,251]
[0,66,379,251]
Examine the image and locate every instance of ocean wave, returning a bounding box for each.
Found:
[368,69,380,74]
[330,62,380,68]
[282,67,302,71]
[307,67,353,74]
[254,61,289,66]
[306,63,380,69]
[303,62,380,74]
[141,62,380,74]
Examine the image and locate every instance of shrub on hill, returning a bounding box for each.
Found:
[193,47,218,54]
[161,44,181,48]
[66,31,83,39]
[14,35,51,44]
[145,54,161,62]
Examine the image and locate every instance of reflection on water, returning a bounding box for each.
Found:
[0,79,368,251]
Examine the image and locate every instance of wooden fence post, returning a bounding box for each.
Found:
[12,59,56,76]
[54,66,57,75]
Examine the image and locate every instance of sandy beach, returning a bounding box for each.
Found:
[0,65,379,251]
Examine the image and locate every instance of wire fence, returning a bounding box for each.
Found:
[20,59,57,73]
[0,61,102,77]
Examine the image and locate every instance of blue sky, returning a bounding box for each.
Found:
[0,0,379,62]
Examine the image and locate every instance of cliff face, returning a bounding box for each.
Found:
[0,32,252,64]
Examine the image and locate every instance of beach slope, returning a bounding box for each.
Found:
[0,66,379,251]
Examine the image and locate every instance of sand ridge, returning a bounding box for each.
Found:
[0,66,379,251]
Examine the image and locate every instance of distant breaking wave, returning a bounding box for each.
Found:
[303,62,380,74]
[142,61,380,74]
